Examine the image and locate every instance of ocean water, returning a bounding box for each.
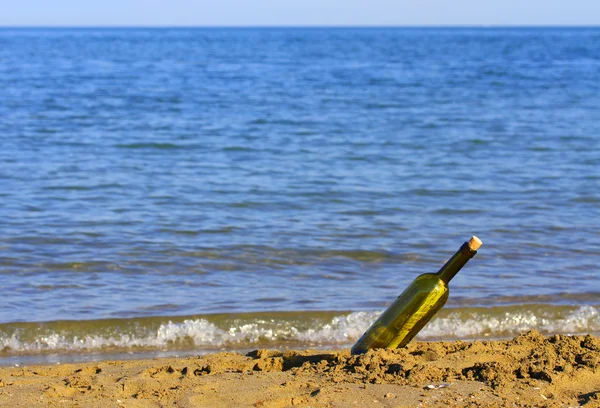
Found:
[0,27,599,363]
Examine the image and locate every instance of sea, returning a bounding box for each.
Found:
[0,27,599,365]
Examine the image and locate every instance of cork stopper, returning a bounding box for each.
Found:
[468,236,483,251]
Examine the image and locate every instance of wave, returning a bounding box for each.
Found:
[0,306,599,357]
[420,305,600,339]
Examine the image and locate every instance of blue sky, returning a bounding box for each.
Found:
[1,0,599,26]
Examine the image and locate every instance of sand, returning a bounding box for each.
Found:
[0,330,599,407]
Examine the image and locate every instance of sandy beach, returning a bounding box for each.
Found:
[0,330,597,407]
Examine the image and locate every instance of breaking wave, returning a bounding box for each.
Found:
[0,306,599,356]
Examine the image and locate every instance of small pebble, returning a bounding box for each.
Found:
[426,383,451,389]
[385,393,396,399]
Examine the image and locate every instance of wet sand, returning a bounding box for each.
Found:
[0,330,599,407]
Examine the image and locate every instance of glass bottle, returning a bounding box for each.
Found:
[351,236,482,355]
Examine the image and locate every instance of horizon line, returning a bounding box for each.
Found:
[1,24,599,29]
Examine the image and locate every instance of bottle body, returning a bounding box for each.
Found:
[351,273,448,354]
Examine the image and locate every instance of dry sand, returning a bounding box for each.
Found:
[0,330,599,407]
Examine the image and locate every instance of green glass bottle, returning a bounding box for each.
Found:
[351,236,482,355]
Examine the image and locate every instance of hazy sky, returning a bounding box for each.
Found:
[1,0,599,27]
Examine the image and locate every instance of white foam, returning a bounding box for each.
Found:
[297,311,379,343]
[418,305,600,339]
[0,307,599,354]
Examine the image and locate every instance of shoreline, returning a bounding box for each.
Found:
[0,330,598,407]
[1,304,598,366]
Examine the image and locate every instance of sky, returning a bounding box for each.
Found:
[1,0,599,27]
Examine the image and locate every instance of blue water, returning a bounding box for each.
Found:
[0,28,599,358]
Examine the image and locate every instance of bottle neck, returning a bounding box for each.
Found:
[436,242,477,284]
